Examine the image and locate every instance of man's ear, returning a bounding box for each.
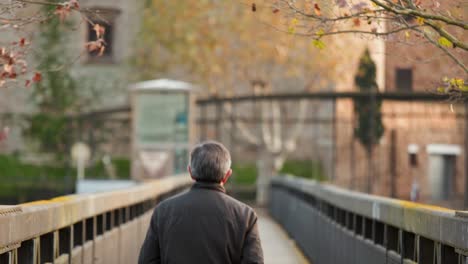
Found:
[221,169,232,185]
[188,166,196,181]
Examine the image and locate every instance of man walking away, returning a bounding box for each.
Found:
[139,141,264,264]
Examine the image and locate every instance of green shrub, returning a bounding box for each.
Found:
[228,159,326,186]
[86,158,131,179]
[280,160,326,181]
[230,163,257,185]
[0,154,74,204]
[0,155,69,180]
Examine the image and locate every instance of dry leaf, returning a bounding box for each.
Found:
[32,72,42,83]
[98,46,106,56]
[93,24,105,38]
[353,18,361,27]
[314,4,321,16]
[55,6,71,22]
[0,127,9,142]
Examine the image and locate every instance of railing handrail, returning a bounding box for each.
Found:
[196,91,449,105]
[0,175,192,251]
[272,175,468,250]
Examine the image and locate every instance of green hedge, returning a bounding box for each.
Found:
[0,155,69,180]
[85,158,131,179]
[0,155,131,180]
[279,160,326,181]
[230,163,258,185]
[229,159,326,186]
[0,155,131,204]
[0,155,73,204]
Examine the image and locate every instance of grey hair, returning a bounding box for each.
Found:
[189,141,232,183]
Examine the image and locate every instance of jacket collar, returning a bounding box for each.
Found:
[191,181,226,193]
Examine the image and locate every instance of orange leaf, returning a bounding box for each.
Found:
[32,72,42,83]
[85,40,103,52]
[273,8,280,13]
[314,3,321,16]
[55,6,71,22]
[353,18,361,27]
[19,38,26,47]
[25,80,31,87]
[98,46,106,56]
[93,24,105,38]
[252,3,257,12]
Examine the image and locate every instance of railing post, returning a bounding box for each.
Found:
[390,129,397,198]
[464,102,468,209]
[200,103,207,141]
[216,100,222,141]
[230,101,235,153]
[332,98,337,182]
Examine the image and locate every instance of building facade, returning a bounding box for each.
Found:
[334,27,466,208]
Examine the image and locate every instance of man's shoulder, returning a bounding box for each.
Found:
[222,193,257,217]
[156,190,189,209]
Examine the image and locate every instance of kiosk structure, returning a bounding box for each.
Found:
[130,79,194,180]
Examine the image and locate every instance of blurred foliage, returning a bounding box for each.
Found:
[0,154,73,204]
[25,2,79,158]
[133,0,337,95]
[353,48,384,150]
[0,154,69,178]
[0,154,130,179]
[86,158,131,179]
[230,163,258,185]
[279,160,326,181]
[229,160,326,186]
[0,154,130,204]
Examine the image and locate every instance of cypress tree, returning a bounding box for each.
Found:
[353,48,384,193]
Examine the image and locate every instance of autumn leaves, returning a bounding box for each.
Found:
[0,0,107,88]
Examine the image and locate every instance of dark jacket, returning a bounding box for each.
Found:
[138,182,264,264]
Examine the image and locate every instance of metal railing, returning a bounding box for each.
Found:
[270,176,468,264]
[0,176,191,264]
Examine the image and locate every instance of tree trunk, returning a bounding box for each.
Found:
[366,146,374,194]
[256,150,280,206]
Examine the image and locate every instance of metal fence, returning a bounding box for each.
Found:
[0,176,191,264]
[270,175,468,264]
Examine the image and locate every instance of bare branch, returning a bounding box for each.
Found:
[370,0,467,30]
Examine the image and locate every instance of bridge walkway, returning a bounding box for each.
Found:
[256,208,310,264]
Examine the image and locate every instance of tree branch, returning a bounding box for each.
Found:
[370,0,467,30]
[415,27,468,73]
[424,20,467,51]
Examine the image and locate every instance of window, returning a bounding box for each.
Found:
[395,68,413,92]
[87,22,113,58]
[85,8,120,63]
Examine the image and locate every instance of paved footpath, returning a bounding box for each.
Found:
[256,209,310,264]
